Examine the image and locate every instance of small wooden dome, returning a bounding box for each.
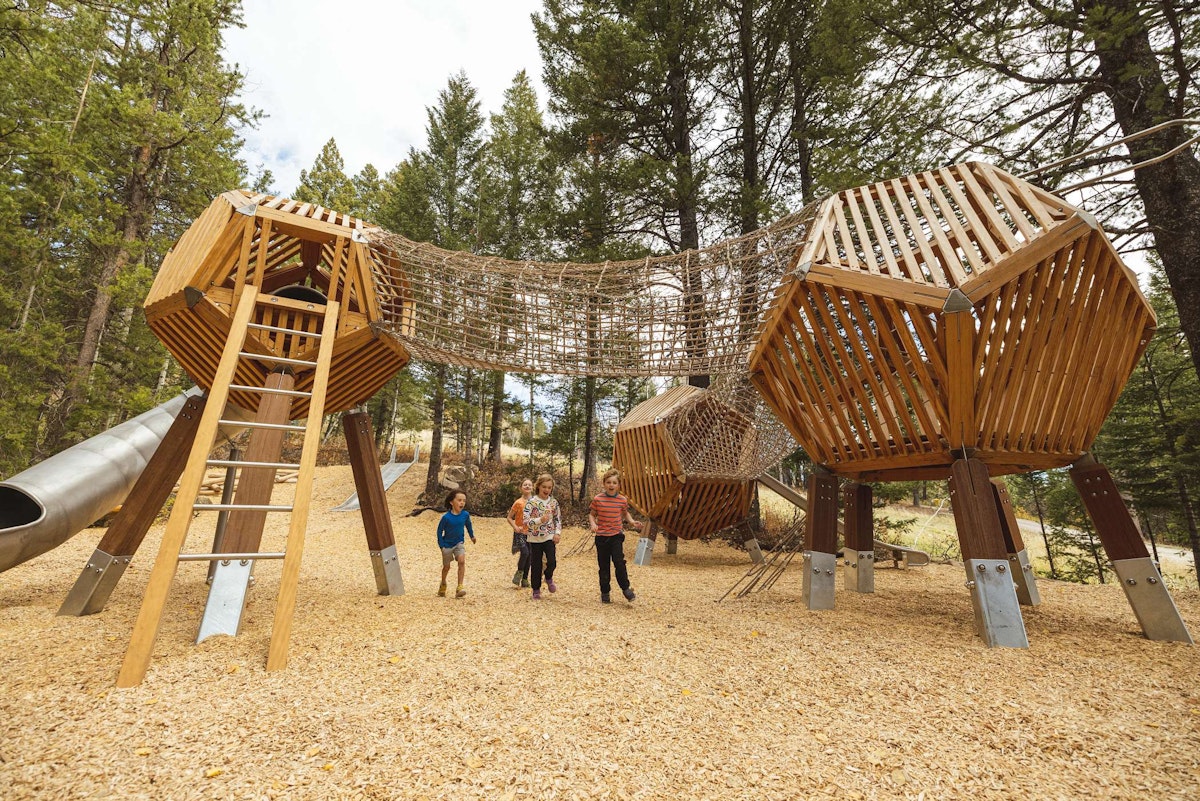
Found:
[613,386,756,540]
[749,162,1155,481]
[144,191,411,416]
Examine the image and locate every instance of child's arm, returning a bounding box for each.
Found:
[552,501,562,541]
[624,508,644,530]
[588,511,599,533]
[435,516,447,547]
[466,513,476,543]
[507,503,519,532]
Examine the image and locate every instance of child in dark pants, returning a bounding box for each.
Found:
[588,468,643,603]
[507,478,533,588]
[524,474,561,600]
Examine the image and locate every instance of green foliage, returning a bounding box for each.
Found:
[294,138,357,211]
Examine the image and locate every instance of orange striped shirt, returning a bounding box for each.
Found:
[590,492,629,536]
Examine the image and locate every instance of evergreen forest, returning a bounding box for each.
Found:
[2,1,1198,584]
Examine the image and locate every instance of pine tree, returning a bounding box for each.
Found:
[294,138,358,212]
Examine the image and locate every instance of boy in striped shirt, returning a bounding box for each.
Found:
[588,468,644,603]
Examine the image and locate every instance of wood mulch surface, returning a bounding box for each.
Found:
[2,463,1199,800]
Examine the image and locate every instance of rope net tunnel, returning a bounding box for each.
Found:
[364,204,821,378]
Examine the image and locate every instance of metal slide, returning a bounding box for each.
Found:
[0,389,246,574]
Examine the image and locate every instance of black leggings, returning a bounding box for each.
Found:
[595,533,630,594]
[516,541,531,578]
[529,540,557,590]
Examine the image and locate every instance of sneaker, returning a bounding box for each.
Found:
[455,586,467,598]
[547,580,558,594]
[521,578,531,588]
[601,593,612,604]
[437,582,447,597]
[512,570,523,586]
[622,588,636,602]
[532,590,543,600]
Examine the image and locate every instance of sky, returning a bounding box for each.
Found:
[222,0,548,195]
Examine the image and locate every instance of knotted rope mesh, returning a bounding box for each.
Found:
[363,203,821,379]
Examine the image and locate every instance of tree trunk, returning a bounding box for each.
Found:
[1174,473,1200,589]
[425,364,447,501]
[1031,478,1058,579]
[488,370,504,462]
[1088,1,1200,382]
[579,376,597,504]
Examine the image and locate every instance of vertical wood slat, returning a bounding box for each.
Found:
[267,299,340,672]
[117,286,261,687]
[943,310,976,450]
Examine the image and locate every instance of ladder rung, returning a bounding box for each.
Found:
[220,419,306,432]
[195,503,293,512]
[206,459,301,470]
[228,384,313,398]
[238,352,317,367]
[247,322,323,338]
[177,552,286,562]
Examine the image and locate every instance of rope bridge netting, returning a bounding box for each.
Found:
[363,203,821,380]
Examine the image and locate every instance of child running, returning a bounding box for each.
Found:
[523,474,561,600]
[507,478,533,588]
[436,489,476,598]
[588,468,643,603]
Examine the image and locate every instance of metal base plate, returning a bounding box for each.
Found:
[197,559,254,642]
[1112,557,1193,643]
[802,551,836,610]
[843,550,875,594]
[1008,549,1041,606]
[633,537,654,566]
[745,538,765,565]
[966,559,1029,648]
[370,544,405,596]
[58,549,132,616]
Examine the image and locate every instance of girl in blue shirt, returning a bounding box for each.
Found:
[437,490,475,598]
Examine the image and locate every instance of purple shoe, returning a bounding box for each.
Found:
[532,590,543,600]
[547,580,558,593]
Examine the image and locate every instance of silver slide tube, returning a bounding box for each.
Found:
[0,389,247,573]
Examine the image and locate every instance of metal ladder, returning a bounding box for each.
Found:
[117,286,339,686]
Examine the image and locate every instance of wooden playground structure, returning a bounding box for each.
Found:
[39,163,1190,685]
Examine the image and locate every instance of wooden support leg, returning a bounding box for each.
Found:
[1069,456,1192,643]
[634,521,657,566]
[802,472,838,610]
[198,369,295,643]
[843,483,875,593]
[343,409,404,595]
[665,533,678,555]
[991,479,1040,606]
[949,458,1028,648]
[59,394,207,616]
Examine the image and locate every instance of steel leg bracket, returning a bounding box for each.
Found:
[1008,549,1041,606]
[843,550,875,594]
[745,538,765,565]
[634,537,654,566]
[802,551,836,610]
[966,559,1029,648]
[1112,557,1193,643]
[370,544,405,596]
[197,559,254,642]
[57,549,133,616]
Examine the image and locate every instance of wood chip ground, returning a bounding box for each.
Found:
[2,464,1198,800]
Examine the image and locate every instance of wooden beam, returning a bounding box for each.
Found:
[948,457,1008,561]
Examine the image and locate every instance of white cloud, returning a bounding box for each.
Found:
[223,0,547,195]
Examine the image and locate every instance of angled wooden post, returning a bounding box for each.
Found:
[990,479,1041,606]
[949,457,1028,647]
[343,409,404,595]
[842,482,874,593]
[803,471,839,609]
[1069,455,1192,643]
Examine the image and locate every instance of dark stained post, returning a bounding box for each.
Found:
[198,368,296,642]
[58,393,207,616]
[991,479,1041,606]
[665,533,678,555]
[842,482,875,593]
[343,409,404,595]
[949,457,1029,647]
[802,470,839,609]
[1069,455,1192,643]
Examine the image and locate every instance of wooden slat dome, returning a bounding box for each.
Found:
[749,162,1155,481]
[613,386,756,540]
[145,191,411,416]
